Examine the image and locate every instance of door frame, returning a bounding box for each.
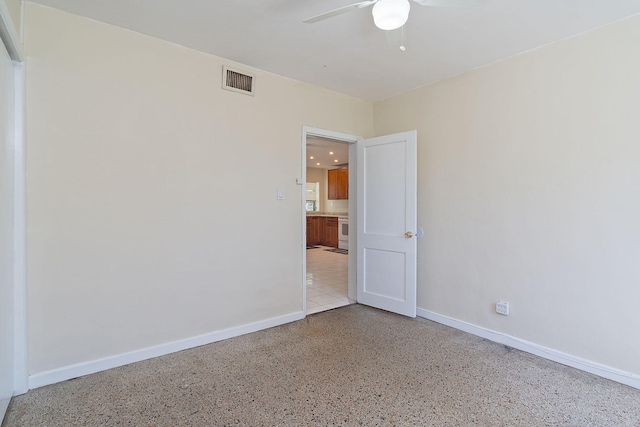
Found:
[11,59,27,396]
[301,126,361,314]
[0,0,28,403]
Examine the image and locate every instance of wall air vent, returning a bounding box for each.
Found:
[222,66,255,96]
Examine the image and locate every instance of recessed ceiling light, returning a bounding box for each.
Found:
[310,156,314,159]
[316,162,320,166]
[329,151,334,155]
[334,159,339,162]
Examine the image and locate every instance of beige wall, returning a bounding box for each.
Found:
[23,0,640,383]
[374,15,640,375]
[24,3,373,374]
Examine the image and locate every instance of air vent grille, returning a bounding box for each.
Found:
[222,66,255,96]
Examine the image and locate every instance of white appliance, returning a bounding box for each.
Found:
[338,217,349,250]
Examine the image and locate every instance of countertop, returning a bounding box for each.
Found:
[307,212,348,219]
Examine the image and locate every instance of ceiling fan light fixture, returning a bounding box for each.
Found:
[372,0,410,31]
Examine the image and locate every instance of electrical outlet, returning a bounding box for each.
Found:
[496,301,510,316]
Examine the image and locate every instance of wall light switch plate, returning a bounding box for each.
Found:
[277,187,285,200]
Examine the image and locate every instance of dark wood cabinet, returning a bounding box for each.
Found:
[323,217,338,248]
[306,216,322,245]
[328,167,348,200]
[337,168,348,200]
[328,169,338,200]
[306,216,338,248]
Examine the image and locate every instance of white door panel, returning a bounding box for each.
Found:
[362,141,407,235]
[357,131,417,317]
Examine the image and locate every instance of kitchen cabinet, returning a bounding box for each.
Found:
[306,216,322,245]
[306,216,338,248]
[328,167,348,200]
[323,217,339,248]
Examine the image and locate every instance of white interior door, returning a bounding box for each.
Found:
[357,131,417,317]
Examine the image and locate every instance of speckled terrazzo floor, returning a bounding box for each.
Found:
[4,305,640,426]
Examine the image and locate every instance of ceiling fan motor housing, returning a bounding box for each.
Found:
[372,0,411,30]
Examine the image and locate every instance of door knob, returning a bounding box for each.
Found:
[405,231,413,238]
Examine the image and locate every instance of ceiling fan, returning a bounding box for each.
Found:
[304,0,487,31]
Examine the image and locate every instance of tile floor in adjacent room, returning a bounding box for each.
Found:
[306,246,352,314]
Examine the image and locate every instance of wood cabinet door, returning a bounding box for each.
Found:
[327,169,338,200]
[308,217,321,245]
[319,217,327,246]
[309,217,338,247]
[337,168,349,200]
[328,167,348,200]
[325,217,339,248]
[317,217,324,246]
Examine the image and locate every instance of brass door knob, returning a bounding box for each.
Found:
[405,231,413,238]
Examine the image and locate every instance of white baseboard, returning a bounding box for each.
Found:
[0,397,9,424]
[29,311,305,390]
[27,308,640,391]
[416,308,640,390]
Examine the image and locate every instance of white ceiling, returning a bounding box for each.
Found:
[306,137,350,169]
[29,0,640,101]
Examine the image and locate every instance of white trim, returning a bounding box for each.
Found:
[303,126,361,144]
[29,311,304,389]
[301,129,307,315]
[0,0,23,61]
[347,143,358,302]
[0,397,9,423]
[12,60,27,395]
[417,308,640,390]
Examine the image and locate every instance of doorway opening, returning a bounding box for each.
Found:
[302,127,359,315]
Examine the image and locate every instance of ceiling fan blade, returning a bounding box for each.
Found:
[303,0,379,24]
[412,0,488,7]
